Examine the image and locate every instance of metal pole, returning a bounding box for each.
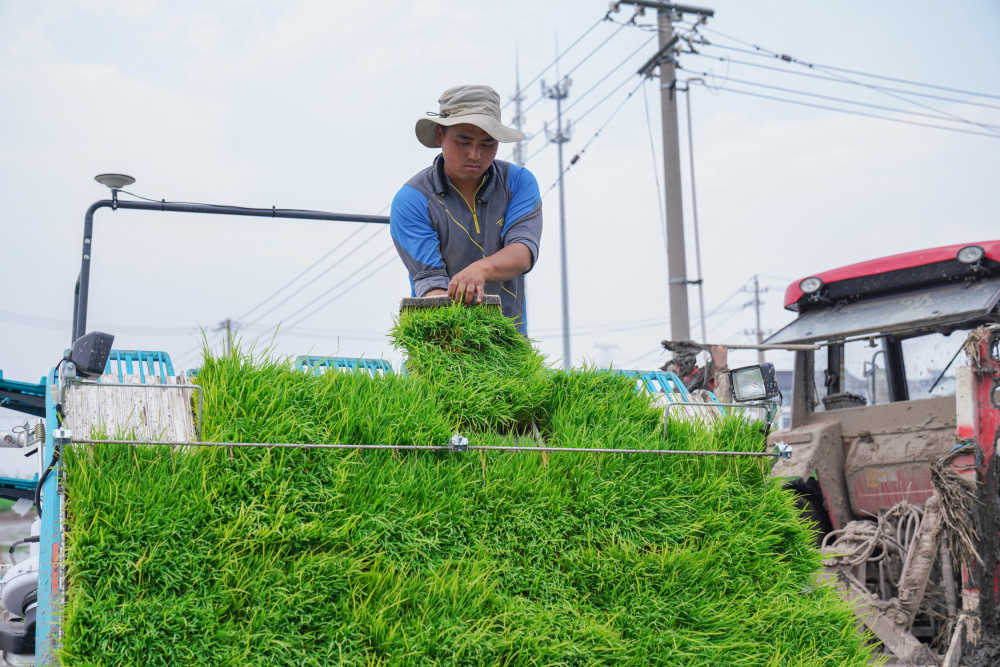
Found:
[73,198,390,342]
[684,84,707,343]
[753,275,764,364]
[543,77,573,371]
[512,53,525,167]
[657,8,691,341]
[556,89,572,371]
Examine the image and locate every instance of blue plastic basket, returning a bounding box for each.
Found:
[104,350,175,383]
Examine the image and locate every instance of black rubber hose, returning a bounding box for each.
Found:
[8,536,39,556]
[33,448,60,518]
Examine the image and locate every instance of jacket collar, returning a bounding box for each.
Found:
[431,153,496,198]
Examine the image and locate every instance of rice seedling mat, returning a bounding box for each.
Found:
[57,304,874,666]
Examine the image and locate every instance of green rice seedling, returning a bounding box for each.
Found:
[391,304,551,433]
[59,312,876,666]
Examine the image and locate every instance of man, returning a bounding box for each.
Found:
[390,84,542,332]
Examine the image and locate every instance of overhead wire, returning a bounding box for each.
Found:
[240,226,387,330]
[642,78,668,264]
[518,15,635,119]
[234,226,369,324]
[540,76,646,197]
[693,32,1000,136]
[263,237,394,330]
[283,247,400,331]
[501,16,609,112]
[686,52,1000,111]
[688,81,1000,140]
[677,65,1000,129]
[697,25,1000,101]
[562,34,657,117]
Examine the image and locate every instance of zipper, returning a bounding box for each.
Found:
[449,176,486,235]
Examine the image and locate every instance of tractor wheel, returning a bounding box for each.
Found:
[784,477,833,546]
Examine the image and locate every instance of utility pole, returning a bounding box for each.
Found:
[683,79,706,343]
[512,53,526,166]
[216,318,235,356]
[542,75,573,371]
[752,275,764,364]
[621,1,714,343]
[741,276,767,364]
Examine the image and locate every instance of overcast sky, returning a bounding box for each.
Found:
[1,1,998,428]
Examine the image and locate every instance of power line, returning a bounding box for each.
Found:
[686,52,1000,112]
[233,225,369,323]
[284,249,399,331]
[232,201,391,325]
[501,16,608,112]
[690,80,1000,140]
[241,227,387,329]
[694,40,1000,136]
[515,31,657,158]
[502,22,647,162]
[697,25,1000,101]
[519,19,636,120]
[691,28,1000,136]
[267,238,394,330]
[540,77,646,197]
[642,78,668,264]
[621,345,666,370]
[677,65,1000,129]
[563,34,657,117]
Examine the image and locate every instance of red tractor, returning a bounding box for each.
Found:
[762,241,1000,664]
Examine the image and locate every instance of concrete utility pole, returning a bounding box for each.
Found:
[741,276,768,364]
[216,318,235,356]
[683,80,707,343]
[512,53,526,167]
[620,1,714,342]
[656,8,690,343]
[542,75,573,371]
[752,275,764,364]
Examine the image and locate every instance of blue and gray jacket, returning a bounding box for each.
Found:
[390,155,543,331]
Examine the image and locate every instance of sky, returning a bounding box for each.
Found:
[1,0,998,428]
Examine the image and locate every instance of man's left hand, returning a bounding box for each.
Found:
[448,262,488,305]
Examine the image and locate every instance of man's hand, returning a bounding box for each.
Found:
[448,262,489,305]
[422,243,532,305]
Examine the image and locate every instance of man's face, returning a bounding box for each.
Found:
[436,123,498,185]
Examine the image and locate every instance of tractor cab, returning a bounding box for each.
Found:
[764,241,1000,662]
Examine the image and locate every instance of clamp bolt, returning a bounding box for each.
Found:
[774,442,792,460]
[449,433,469,452]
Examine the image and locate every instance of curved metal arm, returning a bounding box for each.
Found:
[72,198,390,342]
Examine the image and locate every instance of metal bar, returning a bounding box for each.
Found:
[662,340,821,351]
[617,1,715,17]
[637,35,680,78]
[71,379,204,438]
[69,438,783,457]
[664,400,774,418]
[73,198,390,341]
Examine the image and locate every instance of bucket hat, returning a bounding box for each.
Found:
[415,85,524,148]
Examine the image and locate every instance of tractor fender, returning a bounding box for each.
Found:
[768,421,853,531]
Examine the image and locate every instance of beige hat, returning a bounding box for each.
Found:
[415,85,525,148]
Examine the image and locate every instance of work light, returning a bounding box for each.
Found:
[730,363,779,402]
[956,245,984,265]
[799,277,823,294]
[68,331,115,378]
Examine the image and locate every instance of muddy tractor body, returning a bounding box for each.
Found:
[765,241,1000,663]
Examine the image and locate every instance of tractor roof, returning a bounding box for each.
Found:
[784,240,1000,312]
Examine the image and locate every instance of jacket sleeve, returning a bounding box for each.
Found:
[501,165,543,271]
[390,185,450,296]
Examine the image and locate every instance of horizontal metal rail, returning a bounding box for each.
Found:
[68,438,787,458]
